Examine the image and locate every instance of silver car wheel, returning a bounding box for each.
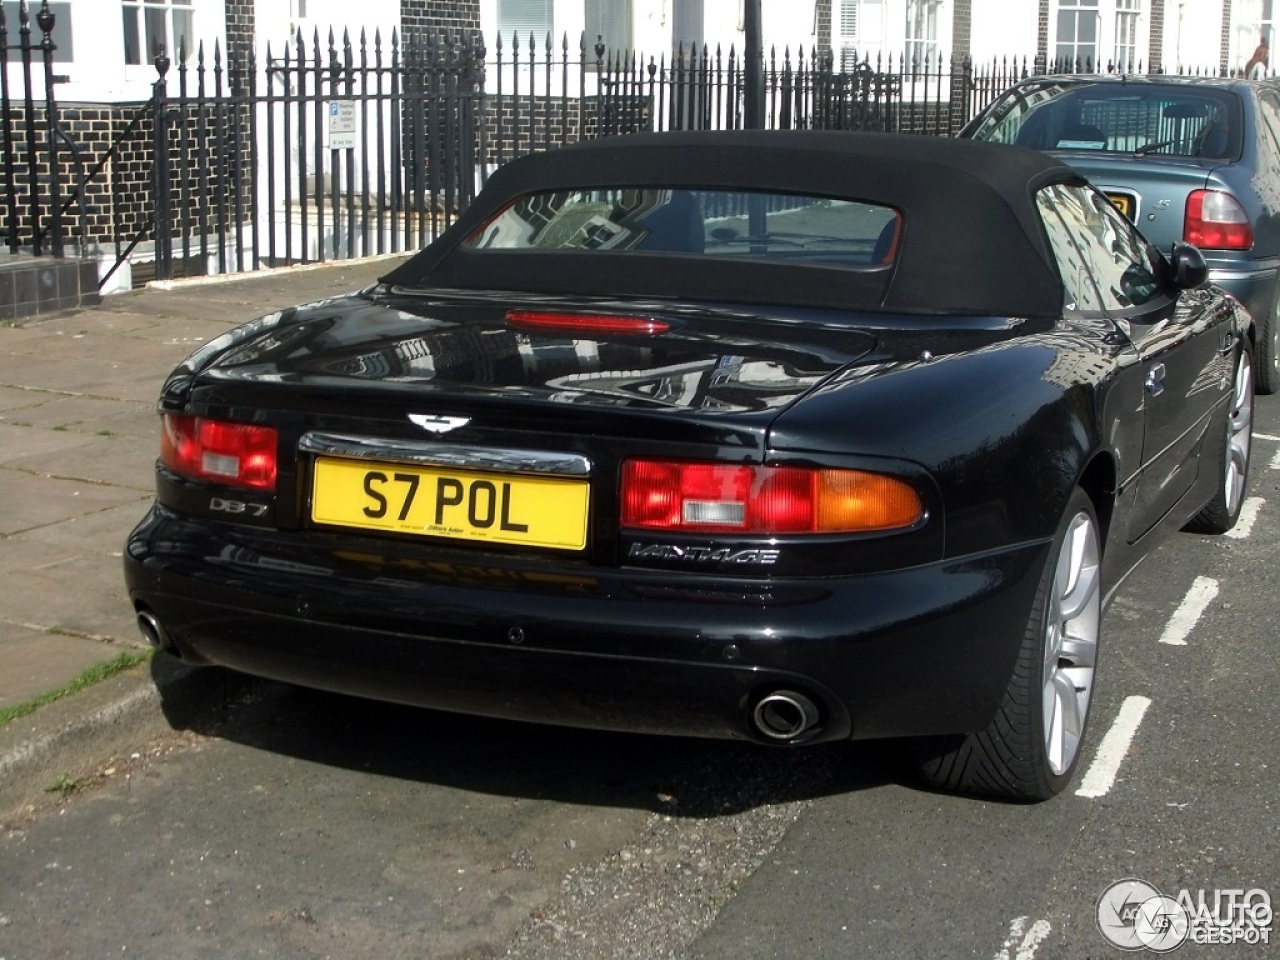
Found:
[1225,351,1254,517]
[1042,508,1101,776]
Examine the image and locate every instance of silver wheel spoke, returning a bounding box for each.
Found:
[1059,635,1096,669]
[1042,506,1100,776]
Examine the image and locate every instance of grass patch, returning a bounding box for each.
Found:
[46,772,94,798]
[0,649,152,728]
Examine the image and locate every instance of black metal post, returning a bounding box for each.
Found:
[19,3,41,254]
[152,52,173,281]
[743,0,764,129]
[0,6,19,253]
[37,1,61,256]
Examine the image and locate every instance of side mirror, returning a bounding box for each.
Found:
[1168,242,1209,289]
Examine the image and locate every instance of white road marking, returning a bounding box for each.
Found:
[1159,576,1219,646]
[993,916,1053,960]
[1271,447,1280,471]
[1016,920,1053,960]
[1225,497,1264,539]
[995,916,1028,959]
[1076,696,1152,798]
[1255,432,1280,442]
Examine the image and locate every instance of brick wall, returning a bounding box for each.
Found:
[0,103,153,251]
[1149,0,1164,73]
[952,0,972,60]
[1221,0,1233,74]
[1036,0,1049,73]
[225,0,255,64]
[401,0,481,35]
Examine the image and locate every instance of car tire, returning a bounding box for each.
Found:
[1184,346,1254,534]
[1256,293,1280,395]
[913,487,1101,802]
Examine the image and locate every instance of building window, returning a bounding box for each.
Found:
[497,0,553,41]
[1055,0,1099,71]
[837,0,884,70]
[1114,0,1139,73]
[586,0,633,56]
[2,1,73,60]
[905,0,939,67]
[122,0,194,66]
[671,0,703,54]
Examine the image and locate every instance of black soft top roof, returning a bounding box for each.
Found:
[383,130,1087,318]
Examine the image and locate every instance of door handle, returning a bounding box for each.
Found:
[1145,363,1166,397]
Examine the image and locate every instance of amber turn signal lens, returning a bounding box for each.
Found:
[814,470,924,532]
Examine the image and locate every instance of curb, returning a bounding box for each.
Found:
[0,657,255,820]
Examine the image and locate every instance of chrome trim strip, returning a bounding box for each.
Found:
[299,432,592,477]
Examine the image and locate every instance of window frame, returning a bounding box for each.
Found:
[121,0,195,67]
[1054,0,1100,71]
[497,0,554,43]
[904,0,940,68]
[1114,0,1139,74]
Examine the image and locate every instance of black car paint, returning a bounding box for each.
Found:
[125,279,1241,744]
[123,133,1251,773]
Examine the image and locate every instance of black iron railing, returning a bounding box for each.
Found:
[0,5,1258,289]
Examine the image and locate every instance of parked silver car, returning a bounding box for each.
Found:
[962,75,1280,393]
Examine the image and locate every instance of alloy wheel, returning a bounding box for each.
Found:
[1042,509,1101,776]
[1225,352,1254,517]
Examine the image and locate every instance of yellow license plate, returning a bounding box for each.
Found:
[311,457,589,550]
[1107,193,1133,219]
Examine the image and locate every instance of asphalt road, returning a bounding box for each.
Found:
[1,399,1277,960]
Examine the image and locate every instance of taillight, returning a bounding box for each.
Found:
[505,310,670,336]
[620,460,924,534]
[1184,190,1253,250]
[160,414,278,491]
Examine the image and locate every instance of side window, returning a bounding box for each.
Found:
[1254,92,1280,170]
[1036,186,1104,313]
[1039,183,1165,314]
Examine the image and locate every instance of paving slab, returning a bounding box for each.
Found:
[9,432,158,490]
[0,625,125,706]
[0,471,145,535]
[0,395,154,437]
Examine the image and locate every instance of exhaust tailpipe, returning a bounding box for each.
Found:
[136,609,172,653]
[751,690,821,741]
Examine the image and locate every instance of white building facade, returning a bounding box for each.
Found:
[7,1,1277,106]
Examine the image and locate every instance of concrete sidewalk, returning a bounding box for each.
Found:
[0,255,409,814]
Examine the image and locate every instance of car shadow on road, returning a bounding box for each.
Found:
[151,656,914,818]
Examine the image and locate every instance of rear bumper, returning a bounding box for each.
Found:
[1208,262,1275,323]
[124,505,1050,745]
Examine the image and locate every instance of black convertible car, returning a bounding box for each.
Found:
[124,131,1255,801]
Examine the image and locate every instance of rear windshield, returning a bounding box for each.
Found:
[464,189,902,268]
[969,82,1244,160]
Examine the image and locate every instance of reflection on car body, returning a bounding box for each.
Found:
[125,130,1255,801]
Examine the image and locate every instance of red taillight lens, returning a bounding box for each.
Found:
[620,460,924,534]
[505,310,670,336]
[160,414,278,491]
[1184,190,1253,250]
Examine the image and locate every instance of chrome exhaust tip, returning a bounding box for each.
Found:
[136,609,172,652]
[751,689,822,741]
